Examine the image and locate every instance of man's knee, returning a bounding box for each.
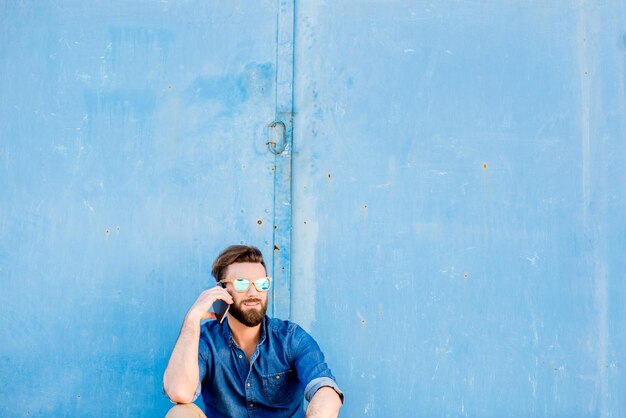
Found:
[165,403,206,418]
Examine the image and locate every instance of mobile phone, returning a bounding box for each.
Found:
[213,284,230,323]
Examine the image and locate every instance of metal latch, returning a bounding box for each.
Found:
[266,121,287,155]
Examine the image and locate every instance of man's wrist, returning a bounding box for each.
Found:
[182,312,203,330]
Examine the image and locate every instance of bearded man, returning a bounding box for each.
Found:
[163,245,343,417]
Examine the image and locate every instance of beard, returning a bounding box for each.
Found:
[228,297,267,327]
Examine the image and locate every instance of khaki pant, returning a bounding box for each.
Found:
[165,403,207,418]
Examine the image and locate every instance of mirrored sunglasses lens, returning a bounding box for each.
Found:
[255,277,270,291]
[234,279,251,292]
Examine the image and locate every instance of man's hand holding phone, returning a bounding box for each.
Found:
[185,284,233,324]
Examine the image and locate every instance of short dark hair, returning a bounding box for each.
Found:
[211,245,266,283]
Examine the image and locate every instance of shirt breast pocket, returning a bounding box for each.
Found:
[261,368,297,405]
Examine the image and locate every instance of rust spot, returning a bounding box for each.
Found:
[327,173,332,179]
[274,244,280,251]
[303,220,307,225]
[363,204,368,209]
[105,228,110,236]
[257,219,263,225]
[482,162,488,170]
[361,319,366,325]
[274,225,278,230]
[464,272,469,281]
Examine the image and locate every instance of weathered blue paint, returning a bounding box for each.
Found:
[292,1,625,417]
[0,1,279,416]
[2,1,625,417]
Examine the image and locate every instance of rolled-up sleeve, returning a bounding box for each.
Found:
[304,376,344,403]
[290,325,344,403]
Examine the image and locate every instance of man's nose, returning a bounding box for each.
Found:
[246,283,259,296]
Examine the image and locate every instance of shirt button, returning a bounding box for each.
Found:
[247,383,251,387]
[276,375,280,379]
[250,403,254,408]
[239,354,243,359]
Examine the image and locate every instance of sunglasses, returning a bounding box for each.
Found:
[219,277,272,293]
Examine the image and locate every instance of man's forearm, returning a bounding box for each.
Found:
[306,386,342,418]
[163,315,202,403]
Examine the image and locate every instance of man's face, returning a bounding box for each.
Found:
[223,262,268,327]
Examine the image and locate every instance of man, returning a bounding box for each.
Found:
[163,245,343,417]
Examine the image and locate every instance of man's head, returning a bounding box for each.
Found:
[211,245,269,327]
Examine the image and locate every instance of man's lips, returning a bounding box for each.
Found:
[242,299,262,307]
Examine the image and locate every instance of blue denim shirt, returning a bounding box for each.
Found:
[191,316,343,417]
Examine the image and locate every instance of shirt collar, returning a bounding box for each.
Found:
[259,315,268,345]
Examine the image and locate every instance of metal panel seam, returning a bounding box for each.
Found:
[271,0,295,319]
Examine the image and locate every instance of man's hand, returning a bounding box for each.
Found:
[306,386,342,418]
[185,284,233,323]
[163,285,233,403]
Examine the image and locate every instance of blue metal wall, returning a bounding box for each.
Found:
[1,1,282,415]
[291,1,626,417]
[1,1,625,417]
